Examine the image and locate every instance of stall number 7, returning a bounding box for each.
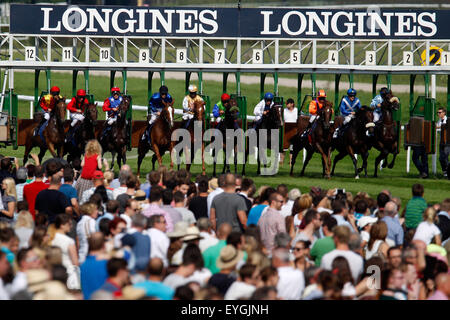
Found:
[62,47,73,62]
[214,49,225,64]
[366,51,376,66]
[253,49,263,64]
[442,52,450,66]
[177,49,187,63]
[403,51,413,66]
[25,47,36,61]
[139,49,150,63]
[328,50,338,65]
[100,48,110,62]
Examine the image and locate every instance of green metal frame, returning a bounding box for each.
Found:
[2,90,18,149]
[298,73,316,114]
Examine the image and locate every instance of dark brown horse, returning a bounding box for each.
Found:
[23,98,67,165]
[64,103,98,164]
[99,96,131,170]
[290,100,335,178]
[176,100,206,175]
[137,104,175,177]
[331,106,375,179]
[371,93,400,177]
[212,99,240,176]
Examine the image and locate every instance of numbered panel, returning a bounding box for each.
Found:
[62,47,73,62]
[365,51,376,66]
[176,48,187,63]
[328,50,338,65]
[403,51,413,66]
[442,52,450,66]
[139,49,150,63]
[214,49,225,64]
[290,50,301,64]
[99,48,111,62]
[252,49,263,64]
[24,47,36,61]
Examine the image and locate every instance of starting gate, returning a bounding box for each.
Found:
[404,96,436,154]
[0,90,18,149]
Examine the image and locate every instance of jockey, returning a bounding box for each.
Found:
[103,87,123,125]
[333,88,362,138]
[370,87,390,123]
[213,93,240,130]
[67,89,89,128]
[182,84,204,128]
[144,85,173,143]
[39,86,62,121]
[301,89,327,138]
[253,92,275,128]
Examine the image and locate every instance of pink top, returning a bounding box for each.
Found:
[427,290,448,300]
[142,204,174,233]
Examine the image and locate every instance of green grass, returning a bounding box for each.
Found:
[2,71,450,208]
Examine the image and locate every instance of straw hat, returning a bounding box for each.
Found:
[208,178,218,193]
[167,221,189,238]
[121,286,146,300]
[181,226,204,242]
[26,269,51,294]
[216,245,244,270]
[134,190,147,201]
[33,281,76,300]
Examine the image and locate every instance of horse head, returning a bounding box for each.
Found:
[357,105,375,135]
[193,100,205,122]
[319,100,333,130]
[54,98,67,123]
[161,104,174,128]
[264,104,282,129]
[225,99,239,122]
[86,103,98,126]
[118,95,131,119]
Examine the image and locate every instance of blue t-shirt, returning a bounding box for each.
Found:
[59,183,78,200]
[80,255,108,300]
[247,204,268,226]
[96,212,115,231]
[134,280,174,300]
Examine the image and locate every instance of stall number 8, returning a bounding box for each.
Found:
[177,49,187,63]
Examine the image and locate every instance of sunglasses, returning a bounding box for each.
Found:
[293,247,304,251]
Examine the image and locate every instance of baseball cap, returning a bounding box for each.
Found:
[357,216,378,229]
[93,170,104,180]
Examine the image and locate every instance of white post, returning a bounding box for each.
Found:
[406,146,411,173]
[303,148,306,164]
[30,101,33,119]
[431,74,437,175]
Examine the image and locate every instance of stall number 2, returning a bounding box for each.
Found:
[403,52,413,66]
[100,48,111,62]
[25,47,36,61]
[328,50,338,65]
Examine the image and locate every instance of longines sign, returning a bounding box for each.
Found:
[10,4,450,39]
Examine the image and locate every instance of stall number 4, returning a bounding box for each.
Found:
[328,50,338,65]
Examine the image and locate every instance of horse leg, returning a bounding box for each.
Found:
[201,141,206,175]
[137,149,145,178]
[23,141,33,166]
[212,146,217,177]
[382,154,389,168]
[388,150,398,169]
[48,142,57,158]
[152,154,157,171]
[289,142,302,176]
[152,144,163,167]
[38,147,46,164]
[169,141,175,170]
[300,148,314,176]
[374,151,386,178]
[346,146,359,179]
[362,151,370,178]
[331,151,346,177]
[110,151,116,170]
[321,157,325,177]
[316,143,331,179]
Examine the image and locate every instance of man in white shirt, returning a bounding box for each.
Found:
[321,225,364,283]
[331,199,358,233]
[281,98,298,165]
[272,247,304,300]
[6,248,43,298]
[281,188,301,218]
[146,214,170,267]
[207,175,225,217]
[112,169,131,199]
[224,263,257,300]
[197,218,219,252]
[437,107,449,178]
[110,165,131,189]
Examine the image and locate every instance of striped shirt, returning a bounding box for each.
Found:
[405,197,427,229]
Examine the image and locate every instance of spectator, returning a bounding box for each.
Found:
[291,209,322,247]
[142,186,174,233]
[147,214,170,267]
[293,240,313,272]
[35,175,72,224]
[76,203,99,264]
[1,227,18,264]
[382,201,404,247]
[163,250,197,290]
[203,223,232,274]
[364,221,389,261]
[188,179,209,220]
[0,251,11,300]
[80,171,113,205]
[281,188,301,219]
[247,187,276,226]
[353,199,369,222]
[121,214,151,275]
[110,165,131,189]
[120,199,139,229]
[379,268,407,300]
[210,174,247,233]
[96,200,120,231]
[331,199,357,232]
[112,168,131,199]
[387,246,403,269]
[257,192,287,254]
[8,248,43,298]
[321,225,364,283]
[173,191,196,226]
[134,257,174,300]
[161,189,182,226]
[103,170,114,191]
[237,178,255,216]
[59,167,79,218]
[276,184,289,215]
[0,156,18,188]
[182,243,212,287]
[310,215,337,266]
[332,256,356,299]
[94,258,129,298]
[80,232,108,300]
[207,174,225,217]
[375,192,391,218]
[272,247,305,300]
[23,165,48,219]
[15,167,28,202]
[405,184,427,231]
[427,273,450,300]
[116,174,138,214]
[413,207,442,245]
[1,178,17,224]
[14,210,34,249]
[290,194,313,236]
[197,218,219,252]
[207,244,242,295]
[140,171,161,198]
[357,216,378,249]
[224,263,258,300]
[76,140,103,200]
[281,98,298,166]
[437,198,450,242]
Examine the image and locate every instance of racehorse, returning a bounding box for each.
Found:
[289,100,335,178]
[330,106,375,179]
[176,100,206,175]
[371,92,400,177]
[212,99,240,177]
[64,103,98,164]
[242,103,282,176]
[99,95,131,170]
[137,104,175,177]
[23,98,67,165]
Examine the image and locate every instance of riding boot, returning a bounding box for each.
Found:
[333,127,340,139]
[301,122,312,138]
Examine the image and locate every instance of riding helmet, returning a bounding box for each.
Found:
[188,85,198,93]
[111,87,121,94]
[264,92,274,101]
[50,86,60,94]
[159,85,168,95]
[317,89,327,98]
[380,87,389,98]
[221,93,231,102]
[347,88,357,96]
[77,89,86,97]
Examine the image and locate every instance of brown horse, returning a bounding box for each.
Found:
[64,103,98,164]
[289,100,335,178]
[137,104,175,177]
[99,96,131,170]
[175,100,206,175]
[371,93,400,177]
[23,98,67,165]
[331,106,375,179]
